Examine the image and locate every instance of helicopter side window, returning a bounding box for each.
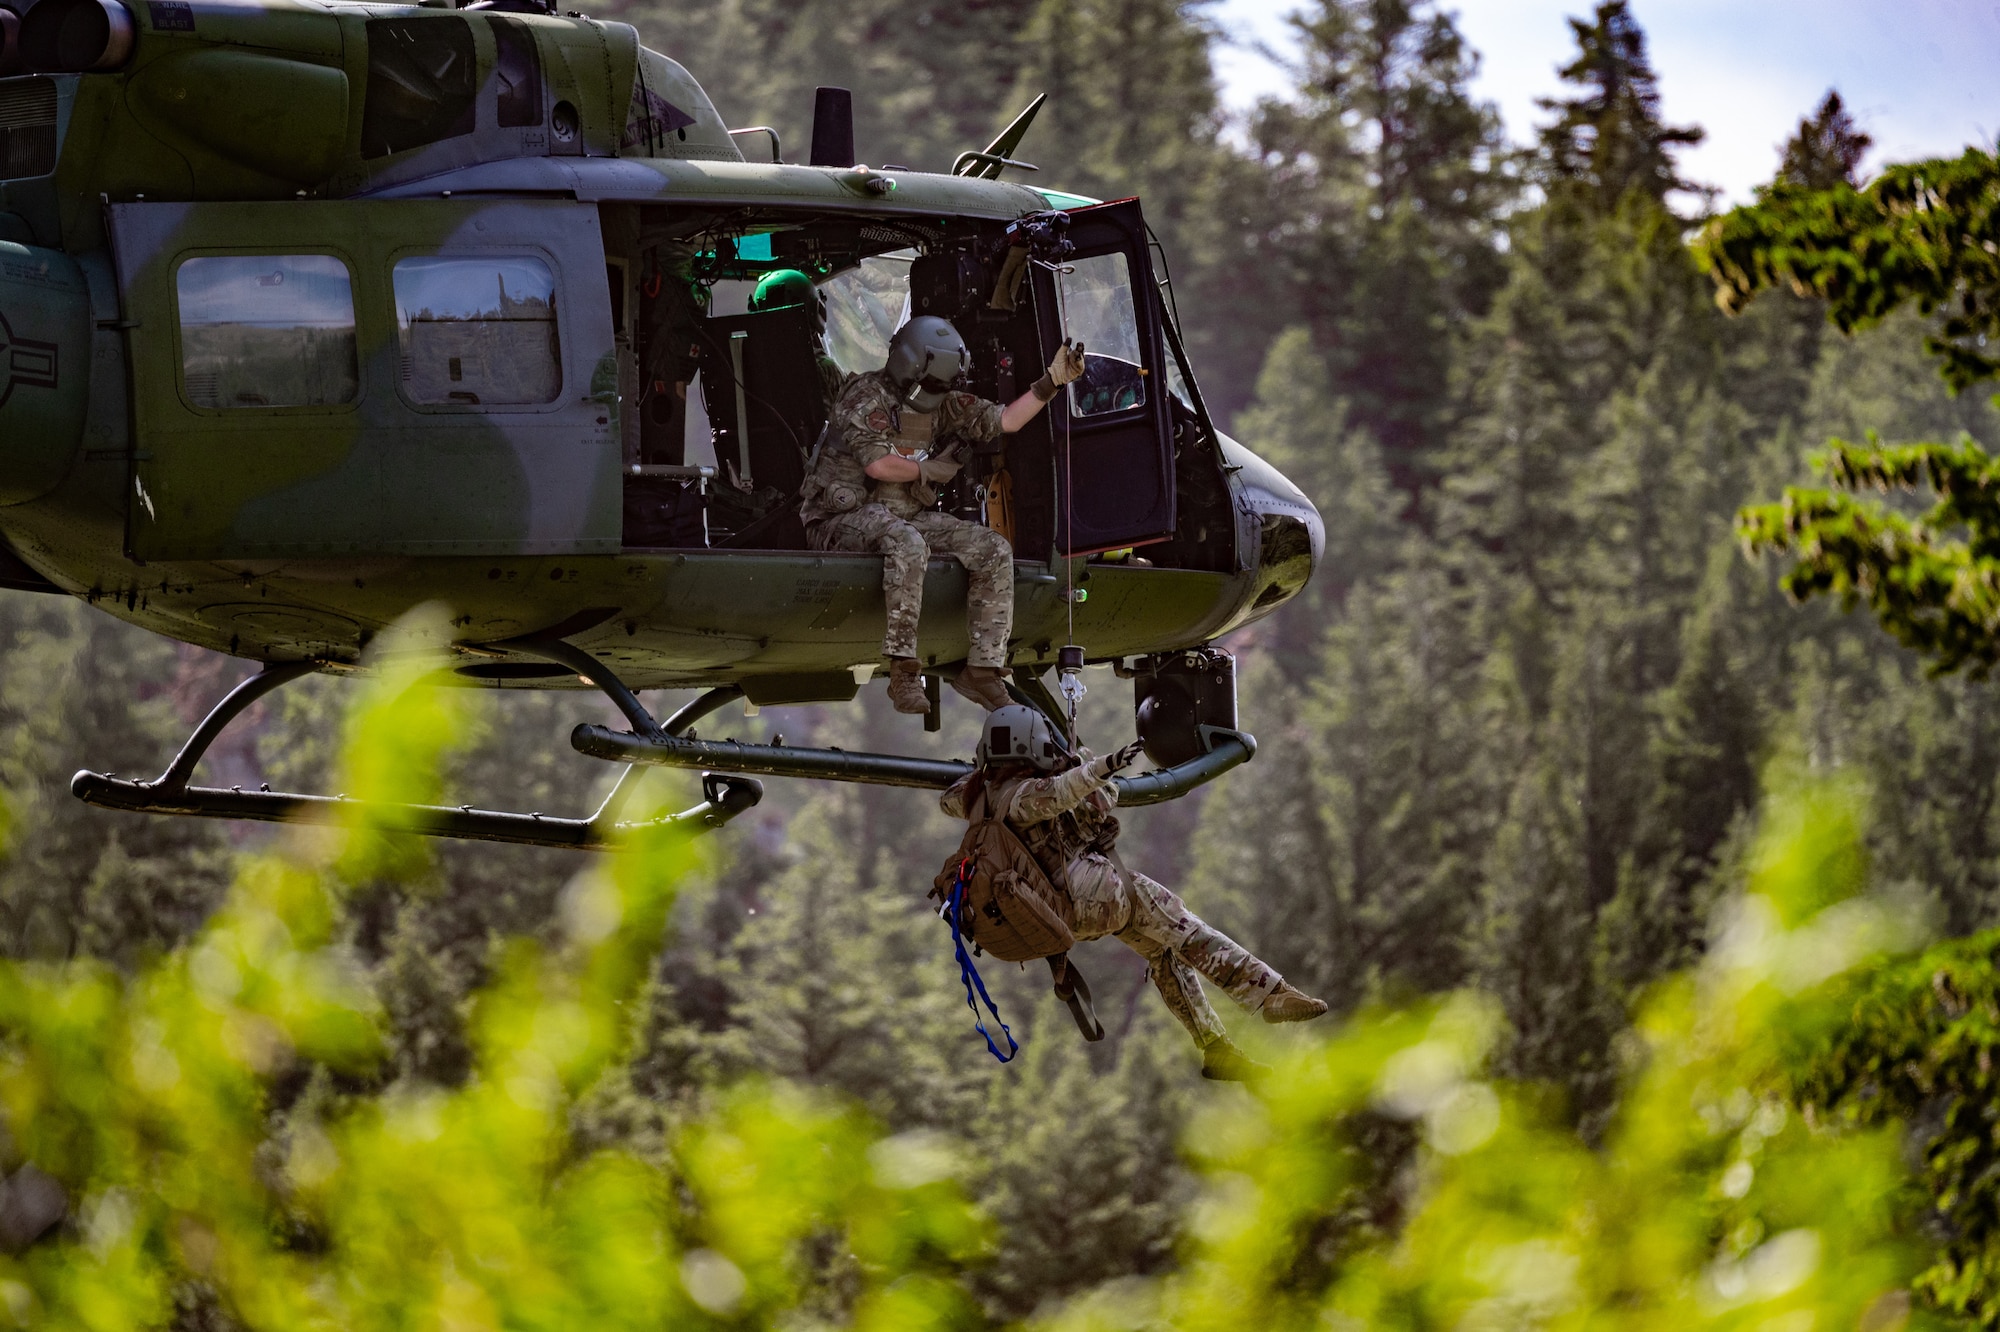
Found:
[1055,252,1147,419]
[393,256,562,406]
[820,250,914,374]
[174,255,359,410]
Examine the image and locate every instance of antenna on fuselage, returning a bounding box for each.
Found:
[952,94,1047,179]
[809,87,855,168]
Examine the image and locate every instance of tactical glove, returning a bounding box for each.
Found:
[1105,739,1145,773]
[1032,340,1087,401]
[917,454,963,484]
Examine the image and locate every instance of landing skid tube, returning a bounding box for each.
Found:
[71,658,763,851]
[71,640,1255,848]
[504,638,1261,804]
[571,684,1259,807]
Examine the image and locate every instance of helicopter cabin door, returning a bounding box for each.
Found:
[108,200,619,560]
[1034,199,1177,556]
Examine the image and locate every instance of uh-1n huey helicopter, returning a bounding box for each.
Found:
[0,0,1323,851]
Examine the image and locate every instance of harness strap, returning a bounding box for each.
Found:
[805,420,836,468]
[1048,953,1105,1041]
[945,858,1018,1064]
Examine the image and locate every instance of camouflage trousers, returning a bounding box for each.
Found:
[807,504,1014,668]
[1062,853,1281,1047]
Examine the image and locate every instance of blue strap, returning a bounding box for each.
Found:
[945,866,1018,1064]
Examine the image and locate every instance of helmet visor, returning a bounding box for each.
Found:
[901,346,967,411]
[904,377,954,412]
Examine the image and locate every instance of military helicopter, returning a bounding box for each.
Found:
[0,0,1323,850]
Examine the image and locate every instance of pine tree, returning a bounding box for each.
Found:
[1472,637,1622,1127]
[1251,0,1513,491]
[0,600,232,965]
[1778,90,1871,191]
[1536,0,1704,213]
[1228,326,1397,673]
[610,0,1041,175]
[966,1023,1191,1318]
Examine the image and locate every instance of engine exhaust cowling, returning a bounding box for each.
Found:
[0,8,23,79]
[19,0,134,73]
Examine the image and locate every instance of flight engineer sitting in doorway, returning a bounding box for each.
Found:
[799,316,1085,716]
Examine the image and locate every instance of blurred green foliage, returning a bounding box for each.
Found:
[0,620,988,1330]
[0,618,1950,1330]
[1791,924,2000,1326]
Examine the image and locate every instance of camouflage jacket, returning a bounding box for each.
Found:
[940,757,1121,888]
[800,370,1002,525]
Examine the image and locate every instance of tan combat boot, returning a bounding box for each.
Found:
[950,664,1012,712]
[886,658,929,715]
[1260,982,1329,1024]
[1199,1036,1270,1083]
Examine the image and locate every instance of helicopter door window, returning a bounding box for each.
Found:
[820,250,914,374]
[393,256,562,406]
[1055,252,1147,419]
[1164,336,1195,412]
[174,255,359,410]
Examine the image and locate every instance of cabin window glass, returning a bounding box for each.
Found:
[393,255,562,405]
[175,255,359,409]
[821,250,913,374]
[1164,336,1195,411]
[1055,252,1147,419]
[361,17,477,160]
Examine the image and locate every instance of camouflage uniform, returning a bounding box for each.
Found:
[941,759,1282,1047]
[801,370,1013,667]
[816,353,847,409]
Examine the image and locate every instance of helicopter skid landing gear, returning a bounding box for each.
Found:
[72,639,1256,847]
[570,681,1258,807]
[71,661,764,851]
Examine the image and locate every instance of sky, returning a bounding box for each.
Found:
[1208,0,2000,203]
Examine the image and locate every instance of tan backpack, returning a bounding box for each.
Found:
[932,784,1074,963]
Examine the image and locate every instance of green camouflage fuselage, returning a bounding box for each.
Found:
[0,0,1320,694]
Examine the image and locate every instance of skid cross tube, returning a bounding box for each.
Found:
[72,660,764,850]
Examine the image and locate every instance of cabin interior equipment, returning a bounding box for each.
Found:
[606,199,1233,572]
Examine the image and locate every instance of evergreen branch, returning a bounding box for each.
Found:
[1739,460,2000,675]
[1696,148,2000,393]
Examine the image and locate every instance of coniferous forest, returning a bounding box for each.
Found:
[8,1,2000,1326]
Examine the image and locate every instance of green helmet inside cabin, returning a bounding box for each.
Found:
[749,269,827,336]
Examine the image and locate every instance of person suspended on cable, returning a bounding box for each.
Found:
[799,317,1086,716]
[940,706,1328,1082]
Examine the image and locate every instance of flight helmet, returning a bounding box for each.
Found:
[885,316,969,412]
[978,704,1063,771]
[749,268,827,336]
